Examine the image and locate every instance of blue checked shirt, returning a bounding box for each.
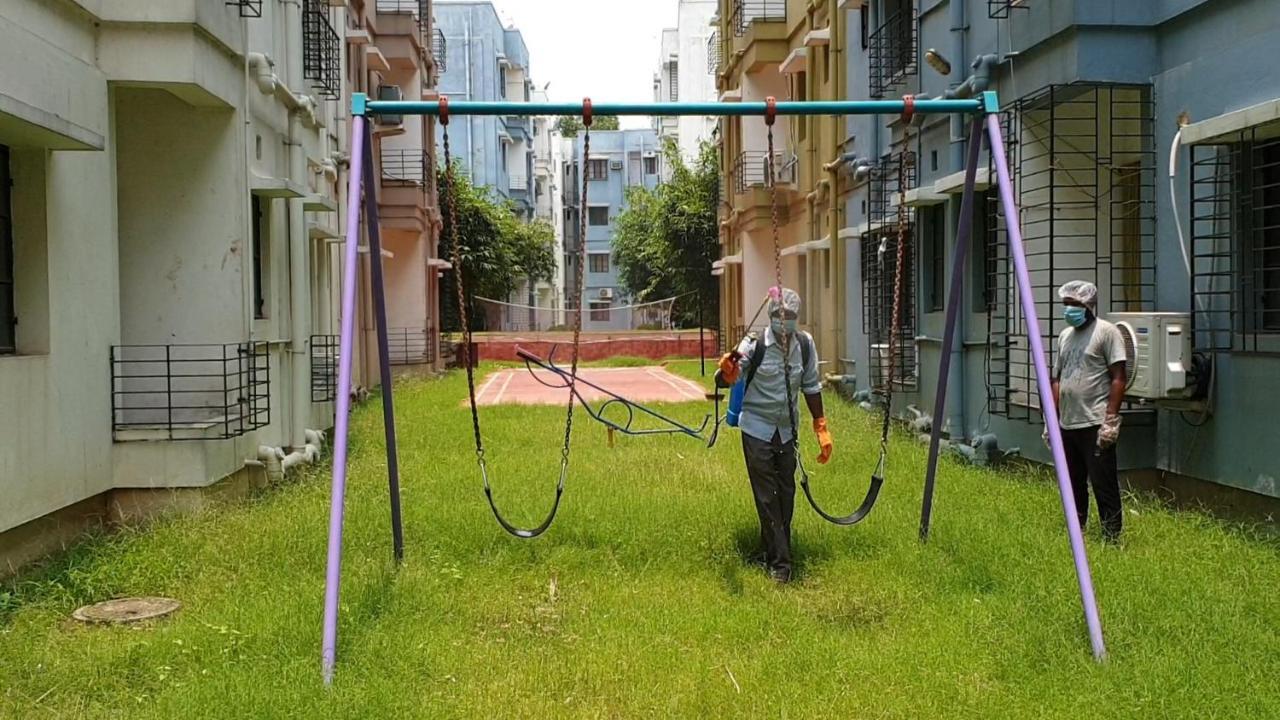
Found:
[736,328,822,444]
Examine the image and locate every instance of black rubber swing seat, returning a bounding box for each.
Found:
[800,473,883,526]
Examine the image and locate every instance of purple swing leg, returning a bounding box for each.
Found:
[986,113,1107,660]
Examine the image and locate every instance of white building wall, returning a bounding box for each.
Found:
[655,0,718,161]
[0,0,348,543]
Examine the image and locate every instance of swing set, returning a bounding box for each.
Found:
[320,91,1107,685]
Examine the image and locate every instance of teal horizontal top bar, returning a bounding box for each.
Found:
[355,96,989,117]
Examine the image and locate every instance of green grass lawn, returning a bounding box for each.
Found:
[2,360,1278,718]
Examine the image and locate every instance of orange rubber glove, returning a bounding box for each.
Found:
[814,417,833,464]
[717,352,741,386]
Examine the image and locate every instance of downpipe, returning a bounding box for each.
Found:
[257,429,327,482]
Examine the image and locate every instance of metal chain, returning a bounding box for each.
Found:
[767,117,801,462]
[881,150,912,458]
[442,125,487,464]
[766,125,784,296]
[560,123,592,467]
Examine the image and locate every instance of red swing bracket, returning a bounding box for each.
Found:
[764,96,778,127]
[582,97,593,127]
[438,96,450,126]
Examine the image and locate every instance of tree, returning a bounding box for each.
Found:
[437,164,556,332]
[554,115,620,137]
[612,140,720,328]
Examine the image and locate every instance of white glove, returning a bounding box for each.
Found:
[1097,414,1122,449]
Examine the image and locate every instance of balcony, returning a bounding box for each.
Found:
[733,151,796,193]
[303,0,341,99]
[110,343,270,442]
[387,327,437,366]
[310,335,338,403]
[869,7,918,98]
[374,0,431,70]
[432,27,447,72]
[381,148,430,187]
[727,0,788,74]
[225,0,262,17]
[707,30,722,75]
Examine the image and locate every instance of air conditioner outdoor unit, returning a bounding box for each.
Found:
[598,288,614,300]
[1108,312,1195,400]
[609,160,623,170]
[376,84,403,126]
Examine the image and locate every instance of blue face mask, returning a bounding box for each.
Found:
[771,318,798,336]
[1064,306,1089,328]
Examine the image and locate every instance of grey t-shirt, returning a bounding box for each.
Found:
[1052,318,1127,430]
[736,329,822,444]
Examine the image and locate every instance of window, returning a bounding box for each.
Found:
[251,195,269,319]
[644,156,658,175]
[589,253,610,273]
[973,189,998,310]
[589,301,611,322]
[499,66,507,99]
[0,144,12,354]
[921,204,946,312]
[869,0,917,98]
[797,255,808,324]
[668,60,679,101]
[860,5,869,50]
[586,158,609,181]
[588,206,609,226]
[861,228,916,391]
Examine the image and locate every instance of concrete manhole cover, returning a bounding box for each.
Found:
[72,597,181,625]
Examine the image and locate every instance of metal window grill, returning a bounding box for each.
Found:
[861,225,916,393]
[707,30,722,74]
[731,0,787,37]
[433,27,447,72]
[387,327,436,366]
[303,0,341,100]
[226,0,263,18]
[381,149,430,187]
[111,343,270,441]
[668,61,680,102]
[311,334,339,403]
[986,83,1156,421]
[868,6,917,98]
[1190,128,1280,353]
[988,0,1031,20]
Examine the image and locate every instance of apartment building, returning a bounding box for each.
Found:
[0,0,443,576]
[655,0,720,162]
[351,0,446,375]
[841,0,1280,504]
[574,129,663,331]
[712,0,849,363]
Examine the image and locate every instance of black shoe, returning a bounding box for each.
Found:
[768,567,791,584]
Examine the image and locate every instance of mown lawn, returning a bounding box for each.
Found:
[1,360,1277,718]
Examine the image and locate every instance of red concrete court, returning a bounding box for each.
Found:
[473,365,709,406]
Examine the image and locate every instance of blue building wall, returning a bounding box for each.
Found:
[841,0,1280,499]
[434,1,533,214]
[573,129,662,331]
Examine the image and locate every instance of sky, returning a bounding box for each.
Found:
[474,0,680,128]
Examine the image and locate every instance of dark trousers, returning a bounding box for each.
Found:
[1061,426,1123,541]
[741,431,797,574]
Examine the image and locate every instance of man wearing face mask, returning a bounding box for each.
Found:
[715,288,832,583]
[1047,280,1128,543]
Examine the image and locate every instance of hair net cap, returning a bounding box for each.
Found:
[1058,280,1098,310]
[768,287,801,316]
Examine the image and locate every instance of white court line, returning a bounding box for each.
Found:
[646,367,703,401]
[474,370,502,404]
[490,370,516,404]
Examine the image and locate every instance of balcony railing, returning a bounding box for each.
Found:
[707,30,722,74]
[381,148,430,187]
[303,0,341,100]
[310,334,338,403]
[869,7,918,98]
[432,27,447,72]
[376,0,429,21]
[110,343,270,441]
[226,0,262,17]
[988,0,1031,19]
[733,151,795,193]
[508,173,529,192]
[731,0,786,37]
[387,327,437,366]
